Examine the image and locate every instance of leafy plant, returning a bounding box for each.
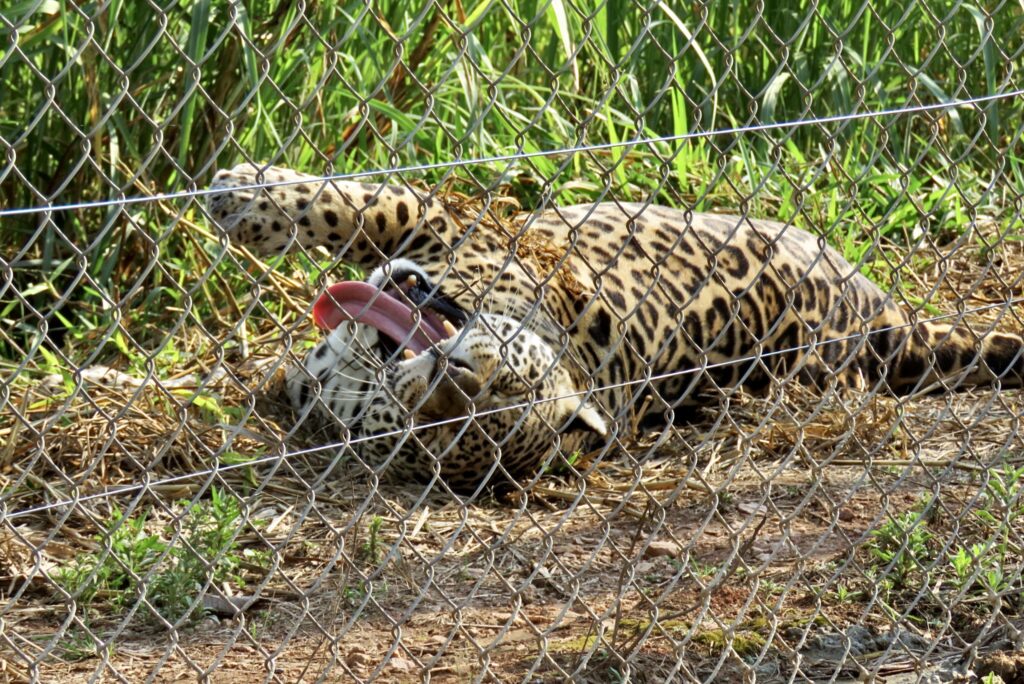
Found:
[834,584,859,603]
[947,462,1024,599]
[867,509,935,590]
[361,514,386,565]
[55,487,266,624]
[4,0,1023,367]
[56,506,162,609]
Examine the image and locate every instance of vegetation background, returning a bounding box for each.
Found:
[2,0,1022,368]
[2,2,1023,678]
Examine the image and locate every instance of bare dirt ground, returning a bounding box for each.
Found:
[2,241,1023,683]
[4,385,1022,683]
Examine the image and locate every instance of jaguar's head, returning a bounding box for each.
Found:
[305,258,608,487]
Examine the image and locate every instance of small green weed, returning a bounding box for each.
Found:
[220,450,266,489]
[863,462,1024,621]
[341,579,388,608]
[868,509,935,590]
[834,584,858,603]
[55,487,267,625]
[56,628,109,663]
[946,462,1024,599]
[689,560,718,581]
[361,515,385,564]
[543,449,583,476]
[56,507,162,609]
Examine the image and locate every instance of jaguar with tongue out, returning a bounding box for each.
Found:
[285,258,607,491]
[209,164,1024,491]
[312,268,462,357]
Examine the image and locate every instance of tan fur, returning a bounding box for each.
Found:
[207,164,1024,488]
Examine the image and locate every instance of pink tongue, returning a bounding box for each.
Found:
[313,281,449,354]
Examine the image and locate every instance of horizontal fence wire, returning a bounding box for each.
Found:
[7,292,1024,522]
[4,1,1024,682]
[0,88,1019,218]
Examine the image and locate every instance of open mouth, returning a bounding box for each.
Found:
[312,272,466,355]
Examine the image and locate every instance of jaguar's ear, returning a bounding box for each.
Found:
[562,398,609,437]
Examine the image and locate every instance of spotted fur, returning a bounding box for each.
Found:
[209,164,1024,490]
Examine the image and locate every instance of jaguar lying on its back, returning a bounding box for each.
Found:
[208,164,1024,491]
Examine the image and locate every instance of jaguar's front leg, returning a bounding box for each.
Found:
[206,163,460,268]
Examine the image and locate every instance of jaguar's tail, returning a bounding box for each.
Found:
[886,320,1024,394]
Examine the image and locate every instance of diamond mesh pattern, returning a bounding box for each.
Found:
[1,2,1023,681]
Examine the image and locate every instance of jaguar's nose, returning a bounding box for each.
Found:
[445,363,481,398]
[418,360,481,420]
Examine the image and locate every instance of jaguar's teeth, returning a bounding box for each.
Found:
[442,319,458,338]
[402,348,417,361]
[404,274,418,288]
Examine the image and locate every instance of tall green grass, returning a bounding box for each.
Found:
[1,0,1022,367]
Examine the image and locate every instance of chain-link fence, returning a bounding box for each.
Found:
[2,1,1024,682]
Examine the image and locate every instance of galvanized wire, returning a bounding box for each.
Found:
[0,87,1019,219]
[2,1,1024,682]
[6,291,1024,522]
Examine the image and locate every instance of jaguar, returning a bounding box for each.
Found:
[208,164,1023,491]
